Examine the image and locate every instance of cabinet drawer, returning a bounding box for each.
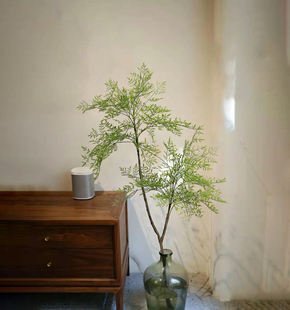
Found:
[0,223,113,249]
[0,248,114,278]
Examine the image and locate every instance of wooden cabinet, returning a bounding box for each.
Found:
[0,191,129,310]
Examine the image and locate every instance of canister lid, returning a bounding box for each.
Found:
[71,167,93,175]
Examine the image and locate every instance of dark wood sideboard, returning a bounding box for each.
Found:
[0,191,129,310]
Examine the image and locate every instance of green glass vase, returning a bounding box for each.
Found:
[143,249,189,310]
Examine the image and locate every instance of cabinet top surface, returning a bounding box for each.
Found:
[0,191,126,224]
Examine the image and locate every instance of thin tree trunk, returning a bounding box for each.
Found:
[135,135,174,308]
[135,135,164,253]
[161,203,172,243]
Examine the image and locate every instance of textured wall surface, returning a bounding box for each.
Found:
[211,0,290,301]
[0,0,215,274]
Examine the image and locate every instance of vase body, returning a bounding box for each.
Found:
[143,249,189,310]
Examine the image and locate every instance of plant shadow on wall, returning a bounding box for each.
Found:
[127,197,155,272]
[212,226,287,299]
[212,231,260,298]
[78,64,226,310]
[159,207,212,273]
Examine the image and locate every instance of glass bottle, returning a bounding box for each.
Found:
[143,249,189,310]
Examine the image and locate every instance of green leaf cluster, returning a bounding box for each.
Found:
[79,64,226,249]
[78,63,193,178]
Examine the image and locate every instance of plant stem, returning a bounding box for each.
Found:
[135,133,164,253]
[161,203,172,243]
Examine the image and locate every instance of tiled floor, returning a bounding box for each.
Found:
[0,273,289,310]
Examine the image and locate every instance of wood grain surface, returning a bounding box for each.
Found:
[0,191,129,310]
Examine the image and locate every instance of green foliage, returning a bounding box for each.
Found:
[79,64,226,248]
[120,132,226,220]
[78,64,193,177]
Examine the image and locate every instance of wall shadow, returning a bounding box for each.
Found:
[127,198,154,273]
[212,227,289,300]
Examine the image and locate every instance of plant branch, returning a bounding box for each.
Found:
[160,202,173,243]
[135,131,163,252]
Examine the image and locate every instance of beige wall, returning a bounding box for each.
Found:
[211,0,290,301]
[0,0,215,274]
[2,1,288,301]
[287,0,290,65]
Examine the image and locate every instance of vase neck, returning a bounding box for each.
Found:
[159,249,173,266]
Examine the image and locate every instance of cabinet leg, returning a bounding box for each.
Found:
[127,257,130,276]
[115,286,124,310]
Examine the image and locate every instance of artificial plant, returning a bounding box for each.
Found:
[78,64,225,254]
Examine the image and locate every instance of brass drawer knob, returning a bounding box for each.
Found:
[44,236,50,242]
[47,262,52,267]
